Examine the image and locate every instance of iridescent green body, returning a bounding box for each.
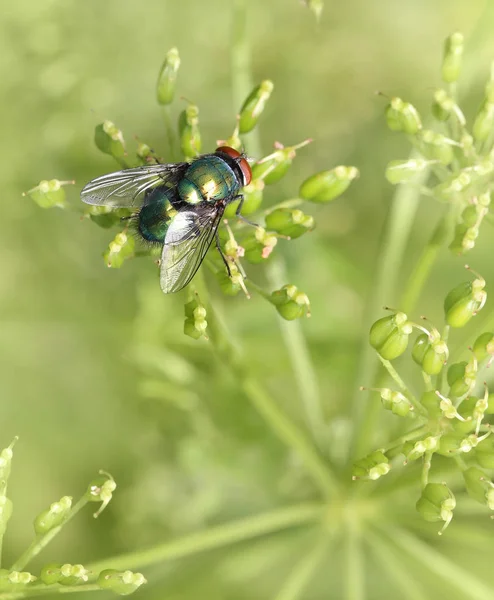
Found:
[177,155,241,205]
[138,187,176,243]
[138,153,242,243]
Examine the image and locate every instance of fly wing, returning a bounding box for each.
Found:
[160,204,224,294]
[81,163,188,208]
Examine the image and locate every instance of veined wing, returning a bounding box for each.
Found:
[81,163,187,208]
[160,204,224,294]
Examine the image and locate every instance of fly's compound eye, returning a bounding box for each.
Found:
[216,146,252,186]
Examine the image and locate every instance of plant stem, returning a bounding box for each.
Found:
[435,325,450,393]
[162,106,178,161]
[266,258,328,451]
[380,525,494,600]
[380,424,430,454]
[10,497,88,572]
[367,530,425,600]
[377,355,426,416]
[421,450,433,489]
[0,584,101,600]
[86,503,323,576]
[400,209,455,314]
[273,534,330,600]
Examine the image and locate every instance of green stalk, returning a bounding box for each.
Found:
[0,584,101,600]
[381,525,494,600]
[86,504,323,575]
[344,522,364,600]
[10,497,88,572]
[377,355,426,416]
[273,534,331,600]
[162,105,179,162]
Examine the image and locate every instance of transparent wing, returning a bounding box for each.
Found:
[80,163,187,208]
[160,205,224,294]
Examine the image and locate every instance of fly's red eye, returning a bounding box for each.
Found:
[216,146,252,186]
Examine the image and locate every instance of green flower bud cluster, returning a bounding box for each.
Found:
[103,231,135,269]
[179,103,201,159]
[156,47,180,106]
[270,284,311,321]
[355,34,494,534]
[352,450,390,481]
[23,179,74,209]
[0,569,36,591]
[238,80,273,134]
[95,120,126,161]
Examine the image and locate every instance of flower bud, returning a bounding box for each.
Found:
[178,104,201,159]
[34,495,72,534]
[215,264,243,296]
[436,391,468,423]
[431,89,466,124]
[442,32,464,83]
[352,450,390,481]
[86,472,116,518]
[0,569,36,591]
[385,159,430,184]
[23,179,74,209]
[156,47,180,106]
[433,171,471,199]
[416,483,455,534]
[184,294,207,341]
[420,391,442,419]
[416,130,457,165]
[299,166,359,203]
[238,80,273,134]
[270,284,310,320]
[369,311,412,361]
[411,330,449,375]
[474,436,494,469]
[377,388,412,417]
[265,208,314,239]
[252,139,311,185]
[241,227,277,264]
[223,179,264,218]
[473,101,494,143]
[103,231,135,269]
[95,121,126,160]
[97,570,147,596]
[87,206,132,229]
[40,564,89,586]
[0,439,16,488]
[444,270,486,328]
[463,466,494,509]
[473,332,494,363]
[437,431,485,455]
[447,358,477,398]
[385,97,422,134]
[403,436,439,462]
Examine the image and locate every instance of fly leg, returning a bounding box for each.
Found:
[215,228,231,277]
[234,195,259,228]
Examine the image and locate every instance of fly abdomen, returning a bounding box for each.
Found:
[137,186,177,243]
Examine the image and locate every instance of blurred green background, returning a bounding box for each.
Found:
[2,0,494,598]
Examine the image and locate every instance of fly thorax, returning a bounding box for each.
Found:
[178,155,240,205]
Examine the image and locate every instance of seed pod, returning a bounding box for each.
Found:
[265,208,314,239]
[411,331,448,375]
[23,179,74,209]
[378,388,413,417]
[442,32,464,83]
[58,564,90,587]
[444,269,486,328]
[433,171,471,200]
[252,139,311,185]
[215,264,244,296]
[420,391,442,419]
[449,224,478,255]
[0,497,12,537]
[352,450,390,481]
[452,396,478,434]
[463,466,494,509]
[473,101,494,143]
[40,564,64,585]
[473,332,494,363]
[474,435,494,469]
[97,570,147,596]
[238,80,274,134]
[178,104,201,159]
[34,495,72,534]
[447,358,477,398]
[242,227,278,264]
[416,483,455,535]
[436,391,468,423]
[95,121,126,160]
[86,472,116,518]
[385,159,430,184]
[103,231,135,269]
[385,97,422,134]
[437,432,483,455]
[184,294,207,341]
[156,47,180,106]
[369,311,412,361]
[299,166,359,203]
[416,130,457,165]
[224,179,264,218]
[270,284,310,320]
